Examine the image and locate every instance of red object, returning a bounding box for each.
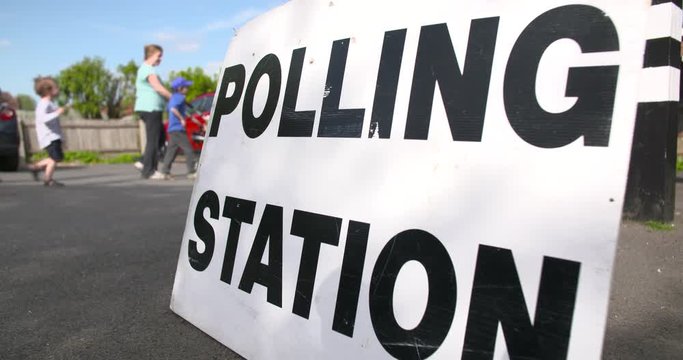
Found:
[164,92,214,153]
[0,108,14,121]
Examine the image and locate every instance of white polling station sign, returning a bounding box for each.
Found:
[171,0,679,358]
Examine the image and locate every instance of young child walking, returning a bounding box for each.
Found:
[28,76,66,187]
[160,77,199,180]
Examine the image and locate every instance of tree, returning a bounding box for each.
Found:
[117,60,138,115]
[15,94,36,110]
[167,67,217,102]
[56,57,139,119]
[57,57,113,119]
[50,58,218,119]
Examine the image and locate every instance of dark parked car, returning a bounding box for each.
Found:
[0,91,20,171]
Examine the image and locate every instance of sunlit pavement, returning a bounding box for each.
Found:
[0,163,196,187]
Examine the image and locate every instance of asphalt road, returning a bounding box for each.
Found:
[0,165,241,359]
[0,164,681,359]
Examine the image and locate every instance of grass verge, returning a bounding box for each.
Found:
[30,151,139,165]
[645,220,675,232]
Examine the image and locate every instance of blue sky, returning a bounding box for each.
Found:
[0,0,286,99]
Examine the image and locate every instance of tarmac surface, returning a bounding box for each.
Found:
[0,164,681,359]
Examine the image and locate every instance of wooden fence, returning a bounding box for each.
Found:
[13,111,683,157]
[17,111,143,157]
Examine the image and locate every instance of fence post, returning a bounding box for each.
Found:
[16,111,33,165]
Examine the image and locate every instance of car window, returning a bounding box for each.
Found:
[206,96,215,112]
[190,98,203,113]
[192,95,214,113]
[190,98,202,114]
[199,98,210,113]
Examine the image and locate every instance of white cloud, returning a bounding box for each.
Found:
[204,8,264,32]
[204,61,223,77]
[151,30,201,52]
[149,7,269,55]
[0,39,10,47]
[153,31,177,42]
[176,41,201,53]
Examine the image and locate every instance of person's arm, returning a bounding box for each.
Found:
[190,117,203,127]
[37,104,64,123]
[171,107,186,127]
[183,101,207,128]
[147,74,172,100]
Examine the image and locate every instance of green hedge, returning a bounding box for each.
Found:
[31,151,138,164]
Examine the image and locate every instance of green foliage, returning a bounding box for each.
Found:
[167,67,217,102]
[47,58,216,119]
[645,221,675,231]
[677,157,683,172]
[16,94,36,110]
[30,151,138,164]
[117,60,139,114]
[56,57,140,119]
[58,57,113,119]
[64,151,100,163]
[29,151,48,161]
[103,153,139,164]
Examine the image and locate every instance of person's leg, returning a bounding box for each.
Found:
[177,133,196,174]
[43,139,64,186]
[28,157,52,178]
[29,141,60,173]
[33,158,51,169]
[44,158,56,182]
[161,133,180,175]
[158,123,166,161]
[149,111,164,174]
[134,115,145,170]
[140,112,154,177]
[140,111,162,178]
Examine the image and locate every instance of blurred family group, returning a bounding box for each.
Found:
[17,44,202,187]
[133,44,202,181]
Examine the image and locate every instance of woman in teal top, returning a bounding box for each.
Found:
[135,44,172,179]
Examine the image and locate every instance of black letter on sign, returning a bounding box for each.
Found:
[242,54,282,138]
[220,196,257,285]
[405,19,499,141]
[332,220,370,337]
[504,5,619,148]
[278,48,316,137]
[369,29,407,139]
[290,210,342,319]
[209,65,246,137]
[318,39,366,138]
[462,245,581,360]
[369,230,457,360]
[238,204,283,307]
[189,191,220,271]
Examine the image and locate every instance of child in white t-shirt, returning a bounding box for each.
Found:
[28,76,67,187]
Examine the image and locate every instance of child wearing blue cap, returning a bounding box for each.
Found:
[160,77,200,179]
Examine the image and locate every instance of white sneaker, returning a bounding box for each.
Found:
[134,161,143,170]
[148,171,167,180]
